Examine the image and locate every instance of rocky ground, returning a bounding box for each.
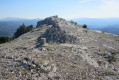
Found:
[0,16,119,80]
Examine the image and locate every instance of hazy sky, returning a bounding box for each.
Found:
[0,0,119,19]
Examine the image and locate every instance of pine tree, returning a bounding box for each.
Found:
[14,24,34,38]
[14,23,26,38]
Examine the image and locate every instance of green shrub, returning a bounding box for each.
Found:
[0,36,12,44]
[108,56,116,62]
[83,24,87,28]
[103,70,117,76]
[14,24,34,38]
[54,75,61,79]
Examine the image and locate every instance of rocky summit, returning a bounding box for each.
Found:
[0,16,119,80]
[37,16,80,43]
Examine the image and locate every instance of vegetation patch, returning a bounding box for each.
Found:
[82,24,87,28]
[108,56,116,62]
[14,23,34,38]
[102,70,117,76]
[97,60,105,66]
[54,75,61,79]
[0,36,12,44]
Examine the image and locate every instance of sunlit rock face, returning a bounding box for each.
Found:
[36,16,80,28]
[37,16,80,43]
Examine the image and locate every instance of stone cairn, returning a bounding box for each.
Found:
[37,16,77,43]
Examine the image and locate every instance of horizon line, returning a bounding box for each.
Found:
[1,16,119,20]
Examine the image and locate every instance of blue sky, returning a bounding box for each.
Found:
[0,0,119,19]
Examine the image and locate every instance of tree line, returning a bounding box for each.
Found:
[14,23,34,38]
[0,23,34,44]
[0,36,12,44]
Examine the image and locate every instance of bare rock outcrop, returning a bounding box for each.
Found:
[39,26,77,43]
[37,16,79,43]
[36,16,78,28]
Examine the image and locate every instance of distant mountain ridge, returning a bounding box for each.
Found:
[0,17,41,21]
[72,18,119,35]
[0,17,29,21]
[94,25,119,35]
[0,17,119,37]
[72,18,119,28]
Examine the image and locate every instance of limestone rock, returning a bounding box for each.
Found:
[39,26,77,43]
[37,16,80,43]
[40,38,46,45]
[0,16,119,80]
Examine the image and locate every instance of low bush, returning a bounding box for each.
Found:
[83,24,87,28]
[0,36,12,44]
[14,24,34,38]
[108,56,116,62]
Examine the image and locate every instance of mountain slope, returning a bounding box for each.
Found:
[0,16,119,80]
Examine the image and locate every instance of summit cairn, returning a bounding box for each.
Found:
[37,16,79,43]
[36,16,59,27]
[36,16,78,28]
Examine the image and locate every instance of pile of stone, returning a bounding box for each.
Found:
[37,16,78,43]
[36,16,79,28]
[39,26,77,43]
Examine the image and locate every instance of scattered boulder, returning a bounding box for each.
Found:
[24,57,30,61]
[18,62,27,67]
[40,38,46,45]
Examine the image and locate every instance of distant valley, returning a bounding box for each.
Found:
[0,18,41,37]
[73,18,119,35]
[91,25,119,35]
